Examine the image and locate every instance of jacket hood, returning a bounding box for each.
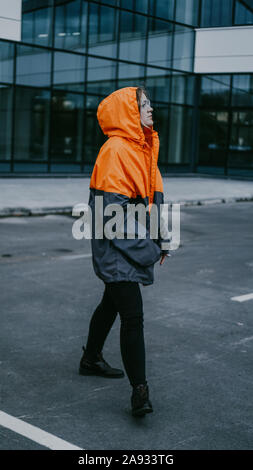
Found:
[97,87,156,144]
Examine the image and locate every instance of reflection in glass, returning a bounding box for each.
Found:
[230,111,253,151]
[22,0,53,47]
[0,41,14,84]
[88,3,117,58]
[14,88,50,161]
[118,63,145,89]
[0,86,12,160]
[201,0,233,27]
[229,111,253,168]
[146,68,171,103]
[148,19,173,68]
[16,45,51,87]
[83,95,106,166]
[120,0,148,12]
[54,0,87,52]
[51,92,83,161]
[153,105,169,164]
[175,0,199,26]
[87,57,116,95]
[200,75,231,107]
[198,110,228,168]
[149,0,174,20]
[168,105,192,163]
[235,0,253,25]
[232,75,253,107]
[119,10,147,62]
[173,25,194,72]
[171,73,195,105]
[53,51,85,92]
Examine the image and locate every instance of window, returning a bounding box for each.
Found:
[51,92,83,162]
[148,18,173,68]
[173,24,194,72]
[53,51,86,92]
[0,41,14,84]
[201,0,233,27]
[232,75,253,107]
[54,0,87,52]
[88,3,117,58]
[16,45,51,87]
[22,0,53,46]
[87,57,116,95]
[200,75,231,107]
[0,86,13,161]
[119,10,147,62]
[14,88,50,161]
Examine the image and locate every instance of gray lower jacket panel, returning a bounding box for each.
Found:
[88,188,170,286]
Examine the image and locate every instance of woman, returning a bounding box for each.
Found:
[79,86,170,417]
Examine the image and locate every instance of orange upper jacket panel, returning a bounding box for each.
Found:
[89,87,163,207]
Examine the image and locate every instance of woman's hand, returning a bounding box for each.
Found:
[160,253,171,265]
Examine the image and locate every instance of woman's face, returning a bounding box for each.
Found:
[140,92,153,129]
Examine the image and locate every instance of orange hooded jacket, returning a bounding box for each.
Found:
[88,86,170,286]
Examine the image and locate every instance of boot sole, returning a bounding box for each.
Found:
[79,367,124,378]
[132,407,153,417]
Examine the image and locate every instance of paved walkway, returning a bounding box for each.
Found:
[0,176,253,216]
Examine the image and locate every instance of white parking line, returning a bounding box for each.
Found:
[231,293,253,302]
[0,410,83,450]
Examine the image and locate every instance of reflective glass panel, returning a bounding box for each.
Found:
[168,105,192,163]
[22,0,53,46]
[198,110,228,168]
[118,63,145,88]
[87,57,116,95]
[232,75,253,107]
[16,45,51,87]
[51,92,83,161]
[14,88,50,161]
[148,19,173,68]
[173,24,194,72]
[235,0,253,25]
[230,111,253,157]
[0,86,12,160]
[200,75,231,107]
[53,51,85,92]
[88,3,117,58]
[54,0,87,52]
[175,0,199,26]
[149,0,175,20]
[146,67,171,103]
[83,95,106,166]
[119,10,147,62]
[201,0,233,27]
[121,0,148,13]
[152,104,169,164]
[171,72,195,105]
[0,41,14,84]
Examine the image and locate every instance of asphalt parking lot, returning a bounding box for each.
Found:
[0,201,253,450]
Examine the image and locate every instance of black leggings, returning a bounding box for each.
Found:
[85,281,146,387]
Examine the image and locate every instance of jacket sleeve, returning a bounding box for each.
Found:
[152,167,171,255]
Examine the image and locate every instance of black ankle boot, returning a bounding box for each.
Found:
[131,382,153,416]
[79,346,125,378]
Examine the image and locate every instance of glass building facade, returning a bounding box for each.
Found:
[0,0,252,175]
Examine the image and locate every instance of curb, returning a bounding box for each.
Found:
[0,196,253,218]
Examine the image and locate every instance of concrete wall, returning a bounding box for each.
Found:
[194,25,253,73]
[0,0,22,41]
